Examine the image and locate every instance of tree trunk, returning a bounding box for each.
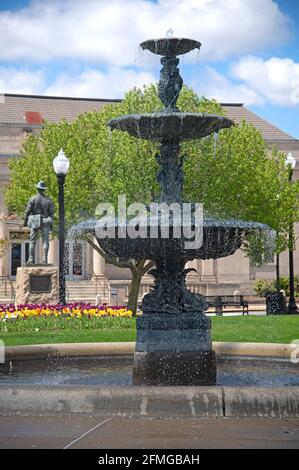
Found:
[85,237,154,315]
[127,269,143,316]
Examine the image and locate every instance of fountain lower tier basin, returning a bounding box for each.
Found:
[108,112,233,141]
[73,217,270,261]
[1,355,299,388]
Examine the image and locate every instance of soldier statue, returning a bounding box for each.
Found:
[24,181,55,265]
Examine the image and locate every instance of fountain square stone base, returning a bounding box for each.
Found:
[133,313,216,386]
[133,350,216,386]
[16,265,59,305]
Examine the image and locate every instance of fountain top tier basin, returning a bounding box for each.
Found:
[140,37,201,56]
[108,112,234,142]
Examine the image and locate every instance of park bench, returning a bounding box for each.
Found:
[205,294,249,316]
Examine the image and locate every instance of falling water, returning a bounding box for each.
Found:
[188,46,201,64]
[107,125,112,149]
[135,44,157,71]
[213,131,219,156]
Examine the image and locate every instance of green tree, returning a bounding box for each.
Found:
[5,85,299,313]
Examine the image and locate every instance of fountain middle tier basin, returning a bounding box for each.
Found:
[108,112,233,142]
[71,217,270,261]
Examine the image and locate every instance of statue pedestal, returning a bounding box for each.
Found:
[16,265,59,305]
[132,313,216,386]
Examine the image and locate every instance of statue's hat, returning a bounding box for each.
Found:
[36,181,47,190]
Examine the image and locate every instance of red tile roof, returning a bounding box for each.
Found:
[0,93,121,124]
[222,104,294,141]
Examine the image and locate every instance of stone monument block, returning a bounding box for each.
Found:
[16,265,59,305]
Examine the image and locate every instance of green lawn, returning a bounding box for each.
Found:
[1,315,299,346]
[1,329,137,346]
[212,315,299,344]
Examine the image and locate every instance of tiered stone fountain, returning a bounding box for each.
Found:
[77,34,270,386]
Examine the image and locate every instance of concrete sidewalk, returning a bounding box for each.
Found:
[0,415,299,449]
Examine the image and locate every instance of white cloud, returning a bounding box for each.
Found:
[0,65,155,99]
[195,66,264,106]
[45,67,155,98]
[194,56,299,108]
[0,66,44,94]
[0,0,291,65]
[231,56,299,106]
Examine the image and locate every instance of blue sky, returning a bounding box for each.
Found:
[1,0,299,138]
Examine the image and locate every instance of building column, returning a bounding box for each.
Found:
[201,259,217,282]
[0,219,8,276]
[48,237,59,266]
[93,238,106,277]
[92,239,110,304]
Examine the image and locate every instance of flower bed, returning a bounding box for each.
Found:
[0,303,132,320]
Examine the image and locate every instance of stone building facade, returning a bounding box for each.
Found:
[0,93,298,304]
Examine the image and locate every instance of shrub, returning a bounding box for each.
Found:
[277,276,299,297]
[254,277,299,297]
[254,279,275,297]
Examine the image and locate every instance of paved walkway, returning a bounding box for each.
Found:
[0,415,298,449]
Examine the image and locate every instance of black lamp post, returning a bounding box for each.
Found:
[285,152,298,314]
[53,149,70,305]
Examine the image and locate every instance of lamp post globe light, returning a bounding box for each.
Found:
[53,149,70,305]
[285,151,297,171]
[285,152,298,314]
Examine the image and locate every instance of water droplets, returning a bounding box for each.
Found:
[213,131,219,157]
[166,28,174,38]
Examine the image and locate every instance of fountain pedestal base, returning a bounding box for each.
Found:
[133,313,216,386]
[133,350,216,386]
